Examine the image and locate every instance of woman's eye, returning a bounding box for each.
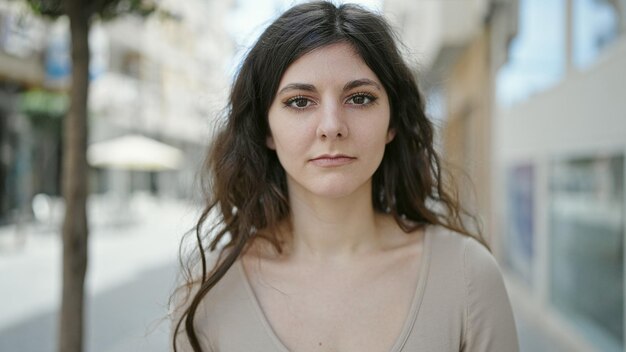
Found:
[285,97,313,109]
[346,93,376,106]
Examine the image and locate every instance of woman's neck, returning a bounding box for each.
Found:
[284,180,385,261]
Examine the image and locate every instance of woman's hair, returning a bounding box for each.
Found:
[172,2,485,351]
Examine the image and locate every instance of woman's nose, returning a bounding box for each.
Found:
[316,103,348,140]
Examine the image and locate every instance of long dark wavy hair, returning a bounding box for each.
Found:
[172,2,485,351]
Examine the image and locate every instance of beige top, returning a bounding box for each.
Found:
[173,225,519,351]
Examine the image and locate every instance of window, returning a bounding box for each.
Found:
[505,163,535,285]
[549,154,624,352]
[573,0,619,69]
[496,0,567,107]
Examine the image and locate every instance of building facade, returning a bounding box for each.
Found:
[0,0,235,226]
[496,1,626,350]
[386,0,625,351]
[0,2,53,226]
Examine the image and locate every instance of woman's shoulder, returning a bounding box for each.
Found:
[427,225,518,349]
[170,248,248,351]
[427,225,504,291]
[427,225,489,259]
[428,224,482,246]
[169,247,241,319]
[428,225,491,256]
[431,226,519,350]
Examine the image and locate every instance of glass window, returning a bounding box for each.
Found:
[496,0,567,107]
[549,154,624,352]
[505,163,535,285]
[573,0,619,69]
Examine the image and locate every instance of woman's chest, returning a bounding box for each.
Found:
[246,258,422,352]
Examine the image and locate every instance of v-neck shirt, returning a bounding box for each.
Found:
[173,225,519,352]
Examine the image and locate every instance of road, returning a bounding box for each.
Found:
[0,262,175,352]
[0,196,197,352]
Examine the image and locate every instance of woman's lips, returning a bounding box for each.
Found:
[309,154,356,167]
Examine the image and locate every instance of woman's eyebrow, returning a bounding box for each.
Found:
[277,83,317,95]
[343,78,381,91]
[277,78,381,95]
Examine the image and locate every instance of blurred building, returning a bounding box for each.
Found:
[88,0,234,202]
[0,1,53,226]
[495,0,625,351]
[0,1,235,226]
[385,0,517,251]
[386,0,626,351]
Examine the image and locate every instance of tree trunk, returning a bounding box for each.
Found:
[58,0,90,351]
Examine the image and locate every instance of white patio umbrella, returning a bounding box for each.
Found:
[87,134,184,171]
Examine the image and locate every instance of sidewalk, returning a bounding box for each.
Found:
[0,195,200,352]
[505,273,600,352]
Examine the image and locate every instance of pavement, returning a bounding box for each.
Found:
[505,275,596,352]
[0,195,200,352]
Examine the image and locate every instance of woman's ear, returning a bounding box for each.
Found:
[266,135,276,150]
[386,129,396,144]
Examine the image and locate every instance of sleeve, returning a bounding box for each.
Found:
[461,237,519,352]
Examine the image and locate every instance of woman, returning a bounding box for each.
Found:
[171,2,519,351]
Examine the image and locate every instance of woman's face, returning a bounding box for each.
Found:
[267,42,394,200]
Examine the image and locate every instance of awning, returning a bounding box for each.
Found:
[87,134,184,171]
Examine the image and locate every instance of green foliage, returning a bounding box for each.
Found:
[25,0,64,18]
[24,0,157,20]
[97,0,157,20]
[19,89,69,120]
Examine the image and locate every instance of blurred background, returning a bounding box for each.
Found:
[0,0,624,351]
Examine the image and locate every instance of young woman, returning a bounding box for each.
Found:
[171,2,519,351]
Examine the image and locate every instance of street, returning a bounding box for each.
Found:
[0,196,197,352]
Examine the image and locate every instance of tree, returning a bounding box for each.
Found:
[23,1,156,351]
